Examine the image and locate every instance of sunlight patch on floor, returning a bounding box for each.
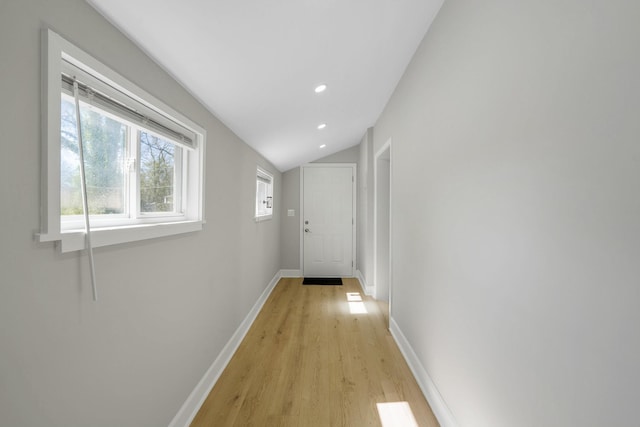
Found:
[346,292,368,314]
[376,401,419,427]
[346,292,362,302]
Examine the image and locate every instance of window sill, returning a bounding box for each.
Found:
[255,215,273,222]
[38,220,203,253]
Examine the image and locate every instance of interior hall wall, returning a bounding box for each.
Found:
[0,1,281,426]
[373,0,640,425]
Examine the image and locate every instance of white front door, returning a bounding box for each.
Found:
[302,165,355,277]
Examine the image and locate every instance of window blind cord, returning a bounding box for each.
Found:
[73,79,98,302]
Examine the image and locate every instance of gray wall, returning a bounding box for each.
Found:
[311,145,359,164]
[279,145,360,271]
[280,167,300,270]
[374,152,390,301]
[357,128,374,287]
[0,1,280,426]
[374,0,640,426]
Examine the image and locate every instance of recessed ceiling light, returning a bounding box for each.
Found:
[319,144,327,149]
[314,84,327,93]
[317,123,327,130]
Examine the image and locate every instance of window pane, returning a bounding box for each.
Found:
[139,132,175,213]
[256,180,267,216]
[60,98,127,216]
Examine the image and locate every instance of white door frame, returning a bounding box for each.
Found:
[374,139,392,310]
[300,163,357,277]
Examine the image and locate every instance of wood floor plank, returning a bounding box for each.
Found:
[190,277,439,427]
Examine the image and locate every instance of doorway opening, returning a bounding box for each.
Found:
[374,141,391,322]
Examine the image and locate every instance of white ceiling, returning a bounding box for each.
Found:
[88,0,443,172]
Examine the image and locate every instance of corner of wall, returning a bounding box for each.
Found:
[355,269,374,296]
[389,318,458,427]
[168,270,284,427]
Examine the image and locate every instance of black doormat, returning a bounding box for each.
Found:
[302,277,343,286]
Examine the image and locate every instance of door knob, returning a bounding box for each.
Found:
[305,228,310,233]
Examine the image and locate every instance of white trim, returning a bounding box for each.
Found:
[255,166,274,219]
[254,214,273,222]
[39,220,203,253]
[280,269,302,277]
[355,269,374,296]
[40,29,206,252]
[168,270,283,427]
[389,317,458,427]
[300,163,357,277]
[299,168,304,272]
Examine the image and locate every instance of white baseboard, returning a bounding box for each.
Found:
[389,317,458,427]
[168,270,283,427]
[280,269,301,277]
[355,269,374,296]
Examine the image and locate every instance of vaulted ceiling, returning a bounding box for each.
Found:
[88,0,443,171]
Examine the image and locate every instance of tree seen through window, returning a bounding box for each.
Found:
[60,97,126,215]
[139,132,175,213]
[60,98,178,217]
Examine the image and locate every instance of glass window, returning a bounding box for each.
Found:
[139,132,177,214]
[39,29,205,253]
[60,95,127,217]
[255,167,273,220]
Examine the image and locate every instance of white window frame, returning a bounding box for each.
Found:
[38,29,206,252]
[255,167,274,221]
[59,96,186,229]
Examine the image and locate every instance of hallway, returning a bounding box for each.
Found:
[191,278,439,426]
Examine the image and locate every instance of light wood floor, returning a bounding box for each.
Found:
[190,277,439,427]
